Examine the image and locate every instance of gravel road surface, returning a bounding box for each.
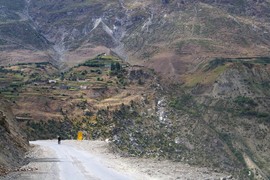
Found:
[1,140,231,180]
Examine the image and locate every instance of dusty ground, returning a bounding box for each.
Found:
[0,143,59,180]
[1,140,233,180]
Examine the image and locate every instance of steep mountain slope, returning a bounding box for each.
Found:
[0,97,29,175]
[0,0,53,65]
[1,0,270,75]
[106,58,270,179]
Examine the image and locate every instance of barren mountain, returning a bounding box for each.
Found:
[1,0,270,74]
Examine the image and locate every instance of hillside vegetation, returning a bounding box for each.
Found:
[0,56,269,179]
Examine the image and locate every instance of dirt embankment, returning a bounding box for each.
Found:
[0,97,29,175]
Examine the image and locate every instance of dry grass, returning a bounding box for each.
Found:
[64,45,111,68]
[184,63,230,87]
[94,93,142,110]
[0,50,50,66]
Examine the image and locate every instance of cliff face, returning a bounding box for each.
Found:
[0,97,29,174]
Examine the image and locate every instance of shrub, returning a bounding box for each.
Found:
[205,58,231,71]
[234,96,257,107]
[169,94,193,110]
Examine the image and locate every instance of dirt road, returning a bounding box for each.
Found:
[1,140,231,180]
[34,141,132,180]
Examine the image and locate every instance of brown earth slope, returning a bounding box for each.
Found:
[0,97,29,175]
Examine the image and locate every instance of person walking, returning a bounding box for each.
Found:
[58,136,61,144]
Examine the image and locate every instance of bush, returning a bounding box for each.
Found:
[82,61,105,67]
[97,77,103,81]
[235,96,257,107]
[169,94,193,110]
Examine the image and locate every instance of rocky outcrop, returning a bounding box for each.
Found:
[109,59,270,179]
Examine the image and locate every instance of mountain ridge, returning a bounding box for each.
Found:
[1,0,270,75]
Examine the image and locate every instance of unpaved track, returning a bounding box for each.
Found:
[11,140,132,180]
[1,140,230,180]
[40,141,135,180]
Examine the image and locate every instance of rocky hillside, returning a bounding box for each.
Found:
[0,56,269,179]
[0,55,158,140]
[0,97,29,175]
[109,57,270,179]
[0,0,270,179]
[1,0,270,75]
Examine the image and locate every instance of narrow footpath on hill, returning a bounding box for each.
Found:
[1,140,231,180]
